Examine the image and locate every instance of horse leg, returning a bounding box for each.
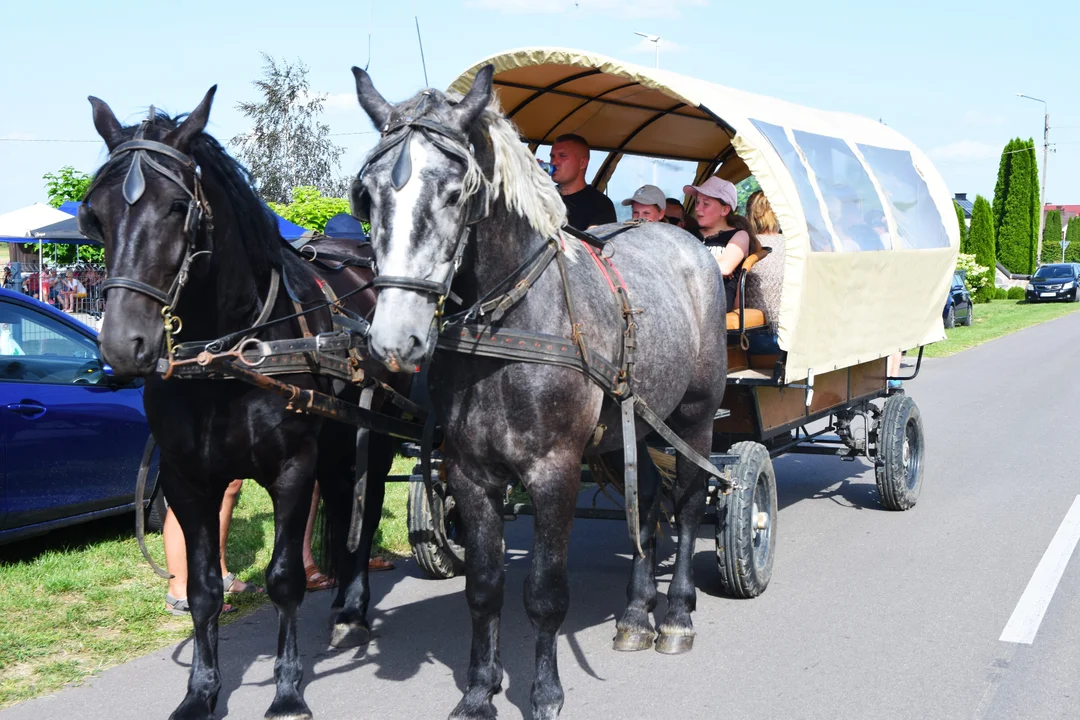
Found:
[166,471,228,720]
[522,454,581,720]
[448,460,506,720]
[655,420,711,655]
[326,433,395,648]
[613,443,663,652]
[264,447,319,720]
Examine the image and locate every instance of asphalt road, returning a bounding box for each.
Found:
[4,310,1080,720]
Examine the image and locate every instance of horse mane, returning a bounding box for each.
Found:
[91,112,283,315]
[476,94,567,240]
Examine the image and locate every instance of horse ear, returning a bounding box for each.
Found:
[452,64,494,131]
[352,66,392,130]
[165,86,217,151]
[89,96,124,151]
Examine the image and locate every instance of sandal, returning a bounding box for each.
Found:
[166,592,235,616]
[305,565,337,592]
[368,556,396,572]
[223,572,265,595]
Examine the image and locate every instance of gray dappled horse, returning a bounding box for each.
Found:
[351,65,729,719]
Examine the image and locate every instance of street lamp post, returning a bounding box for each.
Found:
[634,31,660,69]
[1016,93,1049,266]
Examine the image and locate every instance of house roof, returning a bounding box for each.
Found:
[954,193,974,218]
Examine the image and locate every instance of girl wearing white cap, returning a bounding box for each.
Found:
[684,176,761,311]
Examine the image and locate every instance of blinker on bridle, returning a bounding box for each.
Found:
[84,106,213,358]
[357,92,490,355]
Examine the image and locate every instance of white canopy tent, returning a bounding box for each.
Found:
[451,48,959,382]
[0,202,72,302]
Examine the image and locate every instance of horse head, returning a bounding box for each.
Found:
[350,65,495,372]
[82,87,217,376]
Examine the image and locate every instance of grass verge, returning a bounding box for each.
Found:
[924,298,1080,358]
[0,455,416,709]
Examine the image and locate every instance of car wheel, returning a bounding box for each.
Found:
[960,302,973,326]
[944,304,955,329]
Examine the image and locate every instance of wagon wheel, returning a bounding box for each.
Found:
[407,463,466,579]
[874,394,925,510]
[714,441,777,599]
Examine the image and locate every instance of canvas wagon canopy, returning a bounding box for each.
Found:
[450,48,960,382]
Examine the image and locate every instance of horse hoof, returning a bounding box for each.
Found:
[330,621,371,648]
[265,696,313,720]
[655,631,695,655]
[612,629,655,652]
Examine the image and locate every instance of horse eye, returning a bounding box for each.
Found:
[446,191,462,206]
[170,200,188,214]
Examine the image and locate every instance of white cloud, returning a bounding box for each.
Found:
[322,92,358,112]
[962,110,1005,127]
[629,36,684,56]
[464,0,707,18]
[929,140,1000,162]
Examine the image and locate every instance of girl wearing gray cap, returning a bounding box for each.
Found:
[684,176,761,311]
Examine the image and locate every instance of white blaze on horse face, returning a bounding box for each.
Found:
[369,137,452,369]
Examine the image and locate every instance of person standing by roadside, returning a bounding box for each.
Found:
[163,479,264,615]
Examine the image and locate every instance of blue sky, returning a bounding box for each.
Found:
[2,0,1077,217]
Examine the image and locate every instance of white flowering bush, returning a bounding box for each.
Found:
[955,253,991,295]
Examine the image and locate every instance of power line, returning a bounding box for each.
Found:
[0,138,100,143]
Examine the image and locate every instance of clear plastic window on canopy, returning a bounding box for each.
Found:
[856,145,949,249]
[792,131,891,252]
[749,120,834,251]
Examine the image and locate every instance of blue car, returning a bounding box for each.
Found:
[943,271,973,329]
[0,287,160,544]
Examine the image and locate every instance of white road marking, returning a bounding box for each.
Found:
[999,495,1080,644]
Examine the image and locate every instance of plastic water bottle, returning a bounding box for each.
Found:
[537,160,556,177]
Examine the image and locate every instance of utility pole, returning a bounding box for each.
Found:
[1017,93,1049,266]
[635,32,661,187]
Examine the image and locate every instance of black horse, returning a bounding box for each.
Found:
[351,67,728,719]
[82,88,400,720]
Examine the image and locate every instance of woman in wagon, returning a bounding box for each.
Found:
[685,176,761,310]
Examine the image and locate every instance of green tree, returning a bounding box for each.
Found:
[27,166,103,264]
[268,186,351,233]
[954,200,969,253]
[1041,209,1063,264]
[1027,140,1041,271]
[231,54,346,204]
[992,138,1018,244]
[43,166,92,208]
[969,195,997,303]
[1065,217,1080,263]
[996,138,1037,274]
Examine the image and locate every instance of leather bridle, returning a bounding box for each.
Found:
[354,94,489,329]
[80,109,213,355]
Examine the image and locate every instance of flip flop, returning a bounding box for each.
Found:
[223,572,265,595]
[305,565,337,592]
[368,556,396,572]
[166,593,235,616]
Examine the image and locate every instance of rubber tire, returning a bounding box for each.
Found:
[874,394,925,511]
[407,475,466,579]
[960,302,973,326]
[145,471,167,534]
[944,304,955,329]
[714,441,777,599]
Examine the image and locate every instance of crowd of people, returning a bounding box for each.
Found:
[3,262,105,315]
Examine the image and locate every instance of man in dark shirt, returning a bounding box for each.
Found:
[549,133,616,230]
